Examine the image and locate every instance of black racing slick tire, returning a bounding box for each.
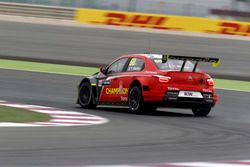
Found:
[192,107,211,117]
[128,86,144,113]
[78,82,96,109]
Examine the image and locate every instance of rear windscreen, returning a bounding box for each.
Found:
[152,59,198,71]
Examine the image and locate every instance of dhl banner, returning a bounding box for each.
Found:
[75,8,250,36]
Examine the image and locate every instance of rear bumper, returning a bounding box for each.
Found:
[147,91,216,109]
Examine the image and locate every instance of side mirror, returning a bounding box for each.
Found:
[100,66,107,74]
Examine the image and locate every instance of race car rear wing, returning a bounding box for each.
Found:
[162,55,221,72]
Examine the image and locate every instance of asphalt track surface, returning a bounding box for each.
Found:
[1,20,250,166]
[1,69,250,167]
[0,21,250,80]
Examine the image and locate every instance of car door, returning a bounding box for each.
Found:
[99,57,129,103]
[115,57,146,103]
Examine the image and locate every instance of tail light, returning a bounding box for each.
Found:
[207,78,214,86]
[154,75,171,83]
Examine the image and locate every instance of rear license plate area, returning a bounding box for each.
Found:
[178,91,203,98]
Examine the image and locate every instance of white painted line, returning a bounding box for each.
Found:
[28,110,88,115]
[86,166,141,167]
[85,160,250,167]
[172,162,250,167]
[0,122,42,127]
[0,100,109,127]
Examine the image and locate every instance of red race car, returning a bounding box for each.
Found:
[77,54,220,116]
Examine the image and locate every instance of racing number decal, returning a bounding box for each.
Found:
[129,58,137,66]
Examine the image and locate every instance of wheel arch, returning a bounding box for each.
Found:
[79,78,91,87]
[128,79,146,112]
[129,80,142,91]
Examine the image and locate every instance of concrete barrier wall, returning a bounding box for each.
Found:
[0,0,236,19]
[0,2,74,19]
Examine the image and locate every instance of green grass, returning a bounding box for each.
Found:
[0,59,99,76]
[0,59,250,92]
[0,105,51,123]
[214,79,250,92]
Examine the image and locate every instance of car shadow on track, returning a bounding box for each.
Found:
[75,106,199,118]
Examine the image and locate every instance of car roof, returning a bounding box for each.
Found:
[120,54,162,59]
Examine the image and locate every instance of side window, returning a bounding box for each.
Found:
[126,58,144,72]
[107,58,128,74]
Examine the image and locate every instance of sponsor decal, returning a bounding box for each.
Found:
[203,89,212,93]
[76,8,181,30]
[178,91,203,98]
[98,80,103,87]
[121,96,128,101]
[98,80,111,87]
[106,88,128,95]
[207,94,212,99]
[217,22,250,36]
[168,87,179,91]
[104,12,169,29]
[185,92,193,96]
[103,80,111,86]
[76,8,250,37]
